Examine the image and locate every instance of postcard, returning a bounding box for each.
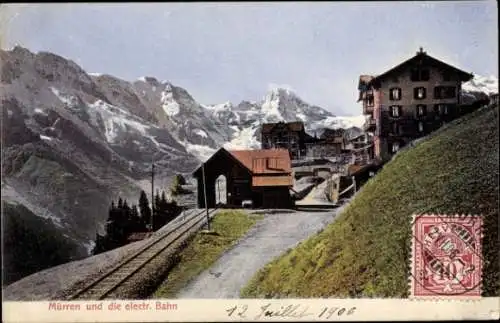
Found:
[1,2,498,322]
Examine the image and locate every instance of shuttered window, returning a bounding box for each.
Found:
[391,142,400,153]
[414,87,426,99]
[389,88,402,101]
[416,104,427,116]
[390,105,402,117]
[411,68,430,81]
[434,86,456,99]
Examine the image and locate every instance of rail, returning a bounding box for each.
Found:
[67,208,217,300]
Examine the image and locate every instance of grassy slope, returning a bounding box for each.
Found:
[242,105,499,298]
[152,210,261,298]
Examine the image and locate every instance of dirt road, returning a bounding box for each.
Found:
[176,202,350,298]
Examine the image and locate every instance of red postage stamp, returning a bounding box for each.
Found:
[410,213,483,298]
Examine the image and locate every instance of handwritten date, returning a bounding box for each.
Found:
[226,303,356,320]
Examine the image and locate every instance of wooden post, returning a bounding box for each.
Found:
[150,157,155,232]
[202,163,210,231]
[352,176,357,193]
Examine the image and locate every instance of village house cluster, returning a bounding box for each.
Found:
[193,48,494,209]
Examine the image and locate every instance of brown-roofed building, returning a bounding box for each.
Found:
[358,48,474,163]
[192,148,293,209]
[260,121,313,159]
[305,128,348,159]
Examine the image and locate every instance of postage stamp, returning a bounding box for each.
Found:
[410,213,483,299]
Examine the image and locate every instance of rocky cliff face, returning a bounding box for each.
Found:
[1,47,199,285]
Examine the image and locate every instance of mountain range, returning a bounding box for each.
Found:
[1,45,497,285]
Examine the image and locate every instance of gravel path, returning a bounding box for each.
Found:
[176,202,350,298]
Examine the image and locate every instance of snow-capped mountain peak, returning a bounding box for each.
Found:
[137,76,160,86]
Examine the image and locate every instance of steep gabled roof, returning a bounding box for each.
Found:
[372,49,473,83]
[358,75,375,91]
[192,147,250,177]
[229,149,292,174]
[192,148,293,187]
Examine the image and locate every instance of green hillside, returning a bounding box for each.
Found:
[242,104,499,298]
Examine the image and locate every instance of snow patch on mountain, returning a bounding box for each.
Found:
[87,99,149,143]
[312,115,366,131]
[34,108,47,115]
[463,75,498,95]
[50,87,77,107]
[194,129,208,138]
[261,88,285,121]
[224,125,261,150]
[40,135,54,141]
[160,90,180,116]
[184,142,216,162]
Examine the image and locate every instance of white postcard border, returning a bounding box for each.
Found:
[2,298,500,322]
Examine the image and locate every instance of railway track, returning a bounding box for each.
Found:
[68,208,217,300]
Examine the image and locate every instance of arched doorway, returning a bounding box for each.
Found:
[215,174,227,206]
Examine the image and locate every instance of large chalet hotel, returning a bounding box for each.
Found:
[193,48,490,209]
[358,47,474,163]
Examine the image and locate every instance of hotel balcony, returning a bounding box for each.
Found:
[363,116,376,132]
[363,103,374,115]
[362,95,375,115]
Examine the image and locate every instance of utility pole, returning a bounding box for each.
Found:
[150,156,155,232]
[201,163,210,231]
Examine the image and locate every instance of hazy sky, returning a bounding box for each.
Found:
[1,2,497,115]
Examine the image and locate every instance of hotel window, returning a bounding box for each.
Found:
[392,122,399,135]
[411,68,430,81]
[418,122,424,132]
[391,142,400,153]
[390,105,402,118]
[416,104,427,116]
[389,88,402,101]
[435,104,449,115]
[414,87,426,99]
[434,86,456,99]
[366,94,374,107]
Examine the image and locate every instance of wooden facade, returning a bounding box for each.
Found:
[261,121,313,160]
[358,48,474,163]
[192,148,293,209]
[305,128,347,159]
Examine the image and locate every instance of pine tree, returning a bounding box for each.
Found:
[130,204,142,232]
[139,190,151,231]
[122,199,132,237]
[92,232,107,255]
[154,190,161,213]
[175,174,186,185]
[161,191,168,206]
[105,200,124,249]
